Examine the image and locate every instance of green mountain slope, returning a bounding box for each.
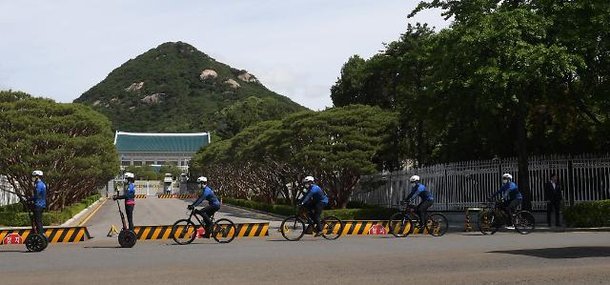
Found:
[75,41,305,136]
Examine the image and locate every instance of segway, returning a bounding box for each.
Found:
[23,196,48,252]
[2,190,48,252]
[114,199,137,248]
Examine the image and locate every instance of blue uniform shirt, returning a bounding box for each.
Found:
[406,183,434,202]
[493,181,522,201]
[125,182,136,205]
[301,184,329,205]
[34,180,47,208]
[193,186,221,207]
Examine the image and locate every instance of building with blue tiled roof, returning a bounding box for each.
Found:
[114,131,210,171]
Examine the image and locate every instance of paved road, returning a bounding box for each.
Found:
[1,231,609,284]
[83,197,279,239]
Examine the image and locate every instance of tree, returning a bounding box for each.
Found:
[208,96,306,140]
[0,91,119,210]
[191,105,399,208]
[412,0,587,209]
[284,105,399,208]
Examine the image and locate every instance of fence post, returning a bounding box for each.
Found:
[444,165,448,211]
[388,173,393,208]
[568,156,575,206]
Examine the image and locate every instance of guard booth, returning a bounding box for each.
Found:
[163,173,174,194]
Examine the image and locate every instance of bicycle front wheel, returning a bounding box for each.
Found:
[280,216,306,241]
[171,219,197,245]
[477,209,495,235]
[321,216,344,240]
[426,213,448,237]
[388,212,412,237]
[212,218,237,243]
[514,211,536,234]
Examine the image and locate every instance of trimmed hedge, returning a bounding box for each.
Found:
[325,208,397,220]
[0,194,101,227]
[222,197,397,220]
[564,200,610,227]
[223,197,295,216]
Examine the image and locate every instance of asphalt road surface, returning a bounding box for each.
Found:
[1,230,609,285]
[83,197,281,239]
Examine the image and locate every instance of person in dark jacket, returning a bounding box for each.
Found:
[299,176,329,237]
[489,173,522,229]
[113,172,136,230]
[30,170,47,236]
[545,173,562,227]
[189,176,221,238]
[403,175,434,227]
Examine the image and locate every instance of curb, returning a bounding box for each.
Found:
[60,197,105,227]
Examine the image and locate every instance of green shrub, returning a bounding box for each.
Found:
[223,197,295,216]
[0,194,101,227]
[0,203,26,213]
[325,207,397,220]
[0,212,30,226]
[223,197,397,220]
[564,200,610,227]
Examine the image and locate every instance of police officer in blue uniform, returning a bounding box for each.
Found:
[189,176,221,238]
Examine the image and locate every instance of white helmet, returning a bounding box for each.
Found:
[196,176,208,183]
[303,176,315,183]
[32,170,43,177]
[502,173,513,180]
[409,175,420,183]
[124,172,135,179]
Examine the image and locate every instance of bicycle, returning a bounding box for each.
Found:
[170,206,237,244]
[477,199,535,235]
[388,201,449,237]
[280,206,345,241]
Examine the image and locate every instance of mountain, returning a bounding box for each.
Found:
[75,41,306,137]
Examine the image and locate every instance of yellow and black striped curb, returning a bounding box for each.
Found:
[338,220,428,235]
[135,194,147,199]
[133,222,269,240]
[0,226,91,244]
[156,194,197,199]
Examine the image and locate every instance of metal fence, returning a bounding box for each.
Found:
[105,179,181,196]
[351,154,610,211]
[0,176,20,206]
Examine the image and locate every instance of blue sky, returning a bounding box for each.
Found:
[0,0,448,110]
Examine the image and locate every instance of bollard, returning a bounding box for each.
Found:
[464,210,472,232]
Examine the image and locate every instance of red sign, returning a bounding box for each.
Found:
[196,227,205,238]
[368,224,387,235]
[3,233,22,244]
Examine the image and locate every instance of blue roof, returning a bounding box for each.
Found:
[114,131,210,153]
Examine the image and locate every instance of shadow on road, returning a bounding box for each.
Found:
[489,246,610,259]
[83,246,123,249]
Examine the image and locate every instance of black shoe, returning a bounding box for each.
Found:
[203,227,212,238]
